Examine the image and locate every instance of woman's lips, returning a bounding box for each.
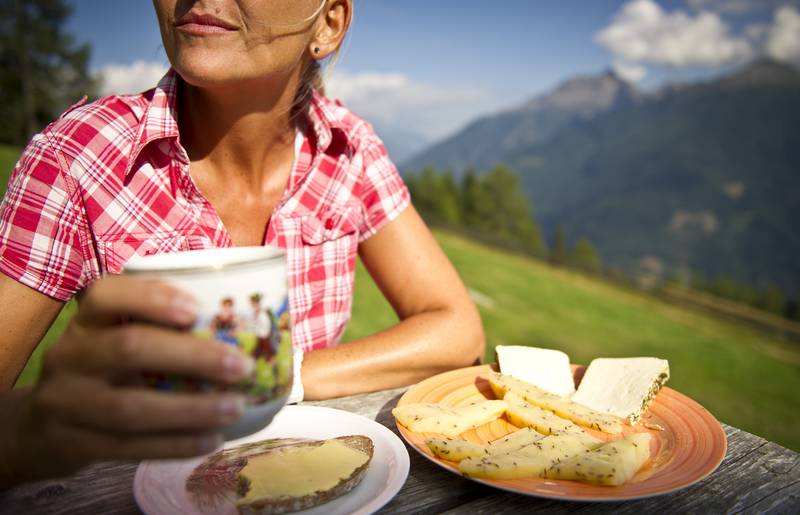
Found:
[175,13,238,35]
[177,22,236,35]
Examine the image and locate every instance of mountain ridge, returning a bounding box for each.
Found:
[402,69,640,174]
[402,60,800,294]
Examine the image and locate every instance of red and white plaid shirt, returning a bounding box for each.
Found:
[0,70,410,352]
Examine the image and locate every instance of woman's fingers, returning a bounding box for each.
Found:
[50,323,254,383]
[37,375,245,433]
[75,275,197,328]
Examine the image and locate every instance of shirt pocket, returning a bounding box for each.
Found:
[99,232,190,274]
[297,205,360,343]
[300,205,360,246]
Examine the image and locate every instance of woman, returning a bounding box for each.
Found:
[0,0,483,487]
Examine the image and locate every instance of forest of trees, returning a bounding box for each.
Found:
[405,165,798,322]
[404,165,604,275]
[0,0,96,145]
[690,276,797,320]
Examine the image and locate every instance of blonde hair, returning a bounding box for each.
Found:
[294,59,325,118]
[292,9,348,122]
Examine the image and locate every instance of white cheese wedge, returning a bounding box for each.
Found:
[496,345,575,397]
[571,357,670,424]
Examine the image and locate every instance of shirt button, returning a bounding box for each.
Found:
[324,218,335,230]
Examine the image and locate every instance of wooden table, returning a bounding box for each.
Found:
[2,387,799,514]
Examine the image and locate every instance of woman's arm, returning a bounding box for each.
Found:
[301,205,485,400]
[0,276,64,390]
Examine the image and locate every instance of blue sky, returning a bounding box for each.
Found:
[68,0,800,154]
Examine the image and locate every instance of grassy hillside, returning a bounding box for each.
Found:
[345,231,800,451]
[0,144,20,195]
[4,143,798,451]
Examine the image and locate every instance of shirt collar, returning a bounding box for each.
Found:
[307,89,346,153]
[125,69,346,177]
[125,69,181,177]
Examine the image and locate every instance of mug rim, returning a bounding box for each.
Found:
[123,245,285,275]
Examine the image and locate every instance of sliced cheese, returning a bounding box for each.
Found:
[486,427,546,455]
[489,371,625,433]
[235,440,369,504]
[392,400,507,437]
[459,431,602,479]
[425,437,485,461]
[496,345,575,397]
[571,357,670,423]
[503,391,576,435]
[543,432,652,485]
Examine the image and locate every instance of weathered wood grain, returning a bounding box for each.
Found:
[436,438,800,515]
[0,461,138,515]
[1,387,798,515]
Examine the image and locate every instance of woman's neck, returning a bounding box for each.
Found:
[177,73,302,188]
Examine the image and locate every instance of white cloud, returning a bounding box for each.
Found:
[596,0,753,79]
[613,61,648,82]
[325,70,491,140]
[98,60,169,96]
[745,22,769,42]
[765,6,800,63]
[687,0,797,14]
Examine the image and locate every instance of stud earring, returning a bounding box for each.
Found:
[313,47,321,54]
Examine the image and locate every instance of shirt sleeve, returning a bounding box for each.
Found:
[0,134,88,301]
[356,134,411,243]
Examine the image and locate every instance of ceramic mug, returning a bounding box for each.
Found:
[123,246,292,440]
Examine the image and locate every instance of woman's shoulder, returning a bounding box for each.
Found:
[19,90,158,184]
[40,92,149,152]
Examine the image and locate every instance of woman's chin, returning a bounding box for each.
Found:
[172,57,255,89]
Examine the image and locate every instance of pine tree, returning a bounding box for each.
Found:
[571,237,602,274]
[461,168,493,231]
[407,166,438,218]
[406,167,461,225]
[457,165,547,256]
[437,170,461,224]
[1,0,97,145]
[549,225,568,266]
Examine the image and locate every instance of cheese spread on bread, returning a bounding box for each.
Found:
[236,439,370,505]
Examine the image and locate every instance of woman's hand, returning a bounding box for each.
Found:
[0,275,254,487]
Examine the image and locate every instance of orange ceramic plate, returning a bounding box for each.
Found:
[395,364,727,502]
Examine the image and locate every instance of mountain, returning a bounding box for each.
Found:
[403,60,800,294]
[403,70,639,174]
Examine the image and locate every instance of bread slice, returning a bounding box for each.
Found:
[235,435,374,515]
[186,438,312,510]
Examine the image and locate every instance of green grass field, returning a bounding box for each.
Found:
[4,144,799,451]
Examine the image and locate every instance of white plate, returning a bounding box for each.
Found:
[134,405,410,515]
